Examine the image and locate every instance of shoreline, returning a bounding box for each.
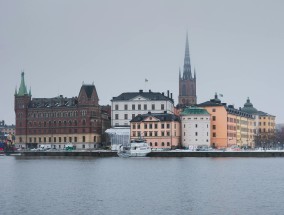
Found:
[4,150,284,157]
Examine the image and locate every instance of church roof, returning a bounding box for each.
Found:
[17,72,29,96]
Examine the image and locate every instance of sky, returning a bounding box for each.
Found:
[1,0,284,125]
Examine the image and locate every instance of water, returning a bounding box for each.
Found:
[1,156,284,215]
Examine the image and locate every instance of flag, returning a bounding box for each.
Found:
[145,78,148,82]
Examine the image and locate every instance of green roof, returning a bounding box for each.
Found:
[181,107,209,115]
[17,72,28,96]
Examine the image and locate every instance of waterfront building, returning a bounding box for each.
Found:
[198,94,255,148]
[130,112,181,149]
[14,72,110,149]
[111,89,174,127]
[241,98,276,147]
[178,33,197,107]
[0,120,15,143]
[180,107,210,149]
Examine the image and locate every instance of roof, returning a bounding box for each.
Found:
[198,93,224,107]
[130,112,180,123]
[112,90,174,103]
[29,96,78,108]
[81,85,96,98]
[181,107,209,115]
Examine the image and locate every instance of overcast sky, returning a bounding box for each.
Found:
[1,0,284,125]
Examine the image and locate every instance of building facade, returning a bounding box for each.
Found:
[14,72,110,149]
[130,112,181,149]
[198,94,255,148]
[111,90,174,127]
[180,107,211,149]
[241,98,276,148]
[178,33,197,107]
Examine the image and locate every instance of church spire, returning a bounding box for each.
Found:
[183,32,192,80]
[17,71,28,96]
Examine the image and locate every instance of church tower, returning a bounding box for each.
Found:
[178,33,197,106]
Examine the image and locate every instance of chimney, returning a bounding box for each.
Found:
[149,89,151,93]
[139,90,143,93]
[170,93,172,99]
[162,92,164,96]
[167,90,169,97]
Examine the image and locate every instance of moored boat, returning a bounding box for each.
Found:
[117,138,151,157]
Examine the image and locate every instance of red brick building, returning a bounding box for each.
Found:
[14,72,110,149]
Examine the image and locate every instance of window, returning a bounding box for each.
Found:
[144,132,147,137]
[34,137,36,143]
[82,136,85,142]
[195,124,198,128]
[124,104,128,110]
[212,116,216,121]
[115,114,119,120]
[74,137,77,142]
[213,108,216,112]
[154,124,158,129]
[144,124,147,129]
[167,131,170,136]
[144,104,147,110]
[162,142,164,146]
[132,114,135,119]
[184,124,185,128]
[94,136,97,142]
[132,124,136,129]
[149,124,153,129]
[161,124,165,129]
[64,137,67,142]
[155,142,157,146]
[138,104,141,110]
[69,137,72,142]
[132,104,135,110]
[161,104,165,110]
[150,142,152,146]
[137,124,140,129]
[59,137,61,142]
[132,131,136,137]
[161,131,165,136]
[195,132,198,136]
[124,114,128,120]
[213,125,216,130]
[167,142,170,146]
[29,137,32,143]
[115,104,119,110]
[152,104,155,110]
[54,137,56,142]
[167,124,170,129]
[149,132,153,136]
[83,144,85,149]
[39,137,42,143]
[213,133,216,137]
[154,131,158,136]
[49,137,51,142]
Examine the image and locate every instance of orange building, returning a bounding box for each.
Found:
[199,94,255,148]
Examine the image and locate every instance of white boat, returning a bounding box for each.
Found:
[117,139,151,157]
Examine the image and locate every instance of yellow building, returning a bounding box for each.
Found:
[241,98,276,147]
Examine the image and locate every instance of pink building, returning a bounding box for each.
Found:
[130,112,181,149]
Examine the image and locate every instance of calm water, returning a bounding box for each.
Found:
[1,156,284,215]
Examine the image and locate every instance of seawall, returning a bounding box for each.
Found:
[16,151,284,157]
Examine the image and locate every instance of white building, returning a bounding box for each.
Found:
[181,107,210,149]
[111,89,174,127]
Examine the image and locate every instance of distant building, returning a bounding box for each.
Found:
[111,89,174,127]
[180,107,210,149]
[178,33,197,107]
[198,94,255,148]
[0,120,15,142]
[14,72,110,149]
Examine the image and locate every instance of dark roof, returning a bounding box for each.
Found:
[181,107,209,115]
[226,107,254,119]
[81,85,95,98]
[29,96,78,108]
[130,112,180,123]
[257,111,275,117]
[198,101,224,107]
[112,90,174,103]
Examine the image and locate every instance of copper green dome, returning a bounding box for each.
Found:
[181,106,209,115]
[241,97,258,114]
